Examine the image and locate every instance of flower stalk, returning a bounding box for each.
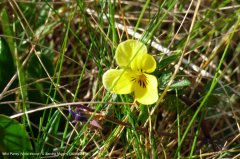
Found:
[69,104,212,143]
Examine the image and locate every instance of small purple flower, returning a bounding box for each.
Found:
[69,106,102,129]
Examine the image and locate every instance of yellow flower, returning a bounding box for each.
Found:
[103,40,158,105]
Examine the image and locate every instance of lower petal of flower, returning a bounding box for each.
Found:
[102,69,122,91]
[112,70,138,94]
[133,73,158,105]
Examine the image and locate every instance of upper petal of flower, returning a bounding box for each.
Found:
[116,40,147,68]
[112,70,139,94]
[131,53,156,73]
[102,69,122,92]
[133,73,158,105]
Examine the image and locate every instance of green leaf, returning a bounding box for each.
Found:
[180,109,194,119]
[26,53,54,107]
[169,79,191,89]
[0,3,14,54]
[65,124,83,145]
[236,0,240,4]
[137,104,149,124]
[165,96,177,111]
[15,3,37,39]
[0,37,16,116]
[158,54,180,69]
[0,115,33,159]
[26,54,57,137]
[27,54,54,82]
[102,94,118,117]
[41,40,54,63]
[158,71,172,88]
[205,95,219,107]
[203,81,232,97]
[41,110,61,154]
[158,71,191,91]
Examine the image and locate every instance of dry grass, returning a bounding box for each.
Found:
[1,0,240,158]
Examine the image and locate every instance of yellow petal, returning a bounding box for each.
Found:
[131,53,156,73]
[116,40,147,68]
[112,70,138,94]
[102,69,122,91]
[133,73,158,105]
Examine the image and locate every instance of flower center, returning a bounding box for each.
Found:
[131,74,149,89]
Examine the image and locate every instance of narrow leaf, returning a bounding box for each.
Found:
[0,37,16,116]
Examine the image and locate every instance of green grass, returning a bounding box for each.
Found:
[1,0,240,158]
